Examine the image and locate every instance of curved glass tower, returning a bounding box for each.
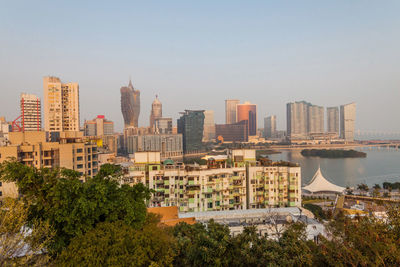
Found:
[120,80,140,128]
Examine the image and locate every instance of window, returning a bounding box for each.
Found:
[0,182,2,187]
[77,164,83,169]
[207,202,213,208]
[77,148,83,153]
[77,156,83,161]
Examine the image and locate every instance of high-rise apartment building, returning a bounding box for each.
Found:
[154,118,173,134]
[84,115,114,136]
[43,76,80,132]
[120,80,140,128]
[286,101,309,139]
[237,102,257,136]
[264,115,276,139]
[308,105,324,134]
[149,95,162,128]
[340,103,356,141]
[225,99,240,124]
[20,93,41,131]
[327,107,339,134]
[124,149,301,212]
[177,110,205,153]
[202,110,215,142]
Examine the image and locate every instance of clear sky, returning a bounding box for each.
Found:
[1,1,399,132]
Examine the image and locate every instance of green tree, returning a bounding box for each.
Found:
[315,211,400,266]
[173,220,231,267]
[57,220,175,267]
[0,160,151,255]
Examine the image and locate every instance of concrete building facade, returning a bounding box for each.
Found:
[327,107,339,134]
[154,118,173,134]
[43,76,80,132]
[202,110,215,142]
[123,150,301,213]
[126,134,183,158]
[340,102,356,141]
[149,95,162,128]
[264,115,276,139]
[0,131,99,198]
[20,93,41,132]
[308,105,324,134]
[287,101,310,139]
[84,115,114,137]
[225,99,240,124]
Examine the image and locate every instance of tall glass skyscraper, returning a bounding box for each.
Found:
[237,102,257,136]
[177,110,205,153]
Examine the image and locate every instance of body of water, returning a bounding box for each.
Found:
[269,147,400,188]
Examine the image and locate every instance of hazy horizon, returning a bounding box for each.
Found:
[1,1,399,132]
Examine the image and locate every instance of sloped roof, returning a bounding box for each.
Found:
[303,167,345,193]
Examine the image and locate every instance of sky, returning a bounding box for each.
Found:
[1,1,399,133]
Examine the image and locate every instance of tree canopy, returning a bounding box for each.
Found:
[0,160,151,254]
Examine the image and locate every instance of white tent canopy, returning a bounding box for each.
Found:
[303,167,345,194]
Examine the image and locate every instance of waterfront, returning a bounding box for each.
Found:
[269,147,400,188]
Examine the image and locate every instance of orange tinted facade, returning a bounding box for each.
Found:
[147,206,196,226]
[237,103,257,135]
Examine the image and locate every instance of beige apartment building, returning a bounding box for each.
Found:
[123,150,301,213]
[43,76,80,132]
[0,131,98,198]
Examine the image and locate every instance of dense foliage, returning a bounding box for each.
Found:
[303,203,327,220]
[1,160,400,266]
[0,160,151,254]
[383,181,400,190]
[301,149,367,158]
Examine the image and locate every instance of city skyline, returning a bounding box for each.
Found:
[1,2,400,132]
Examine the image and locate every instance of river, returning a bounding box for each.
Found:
[268,147,400,188]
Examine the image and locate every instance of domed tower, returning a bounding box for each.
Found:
[149,95,162,128]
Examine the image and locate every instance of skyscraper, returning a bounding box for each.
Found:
[177,110,205,153]
[327,107,339,134]
[120,80,140,128]
[264,115,276,139]
[202,110,216,142]
[20,93,41,131]
[237,102,257,136]
[287,101,310,139]
[225,99,240,124]
[340,103,356,141]
[43,76,80,132]
[149,95,162,128]
[308,104,324,134]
